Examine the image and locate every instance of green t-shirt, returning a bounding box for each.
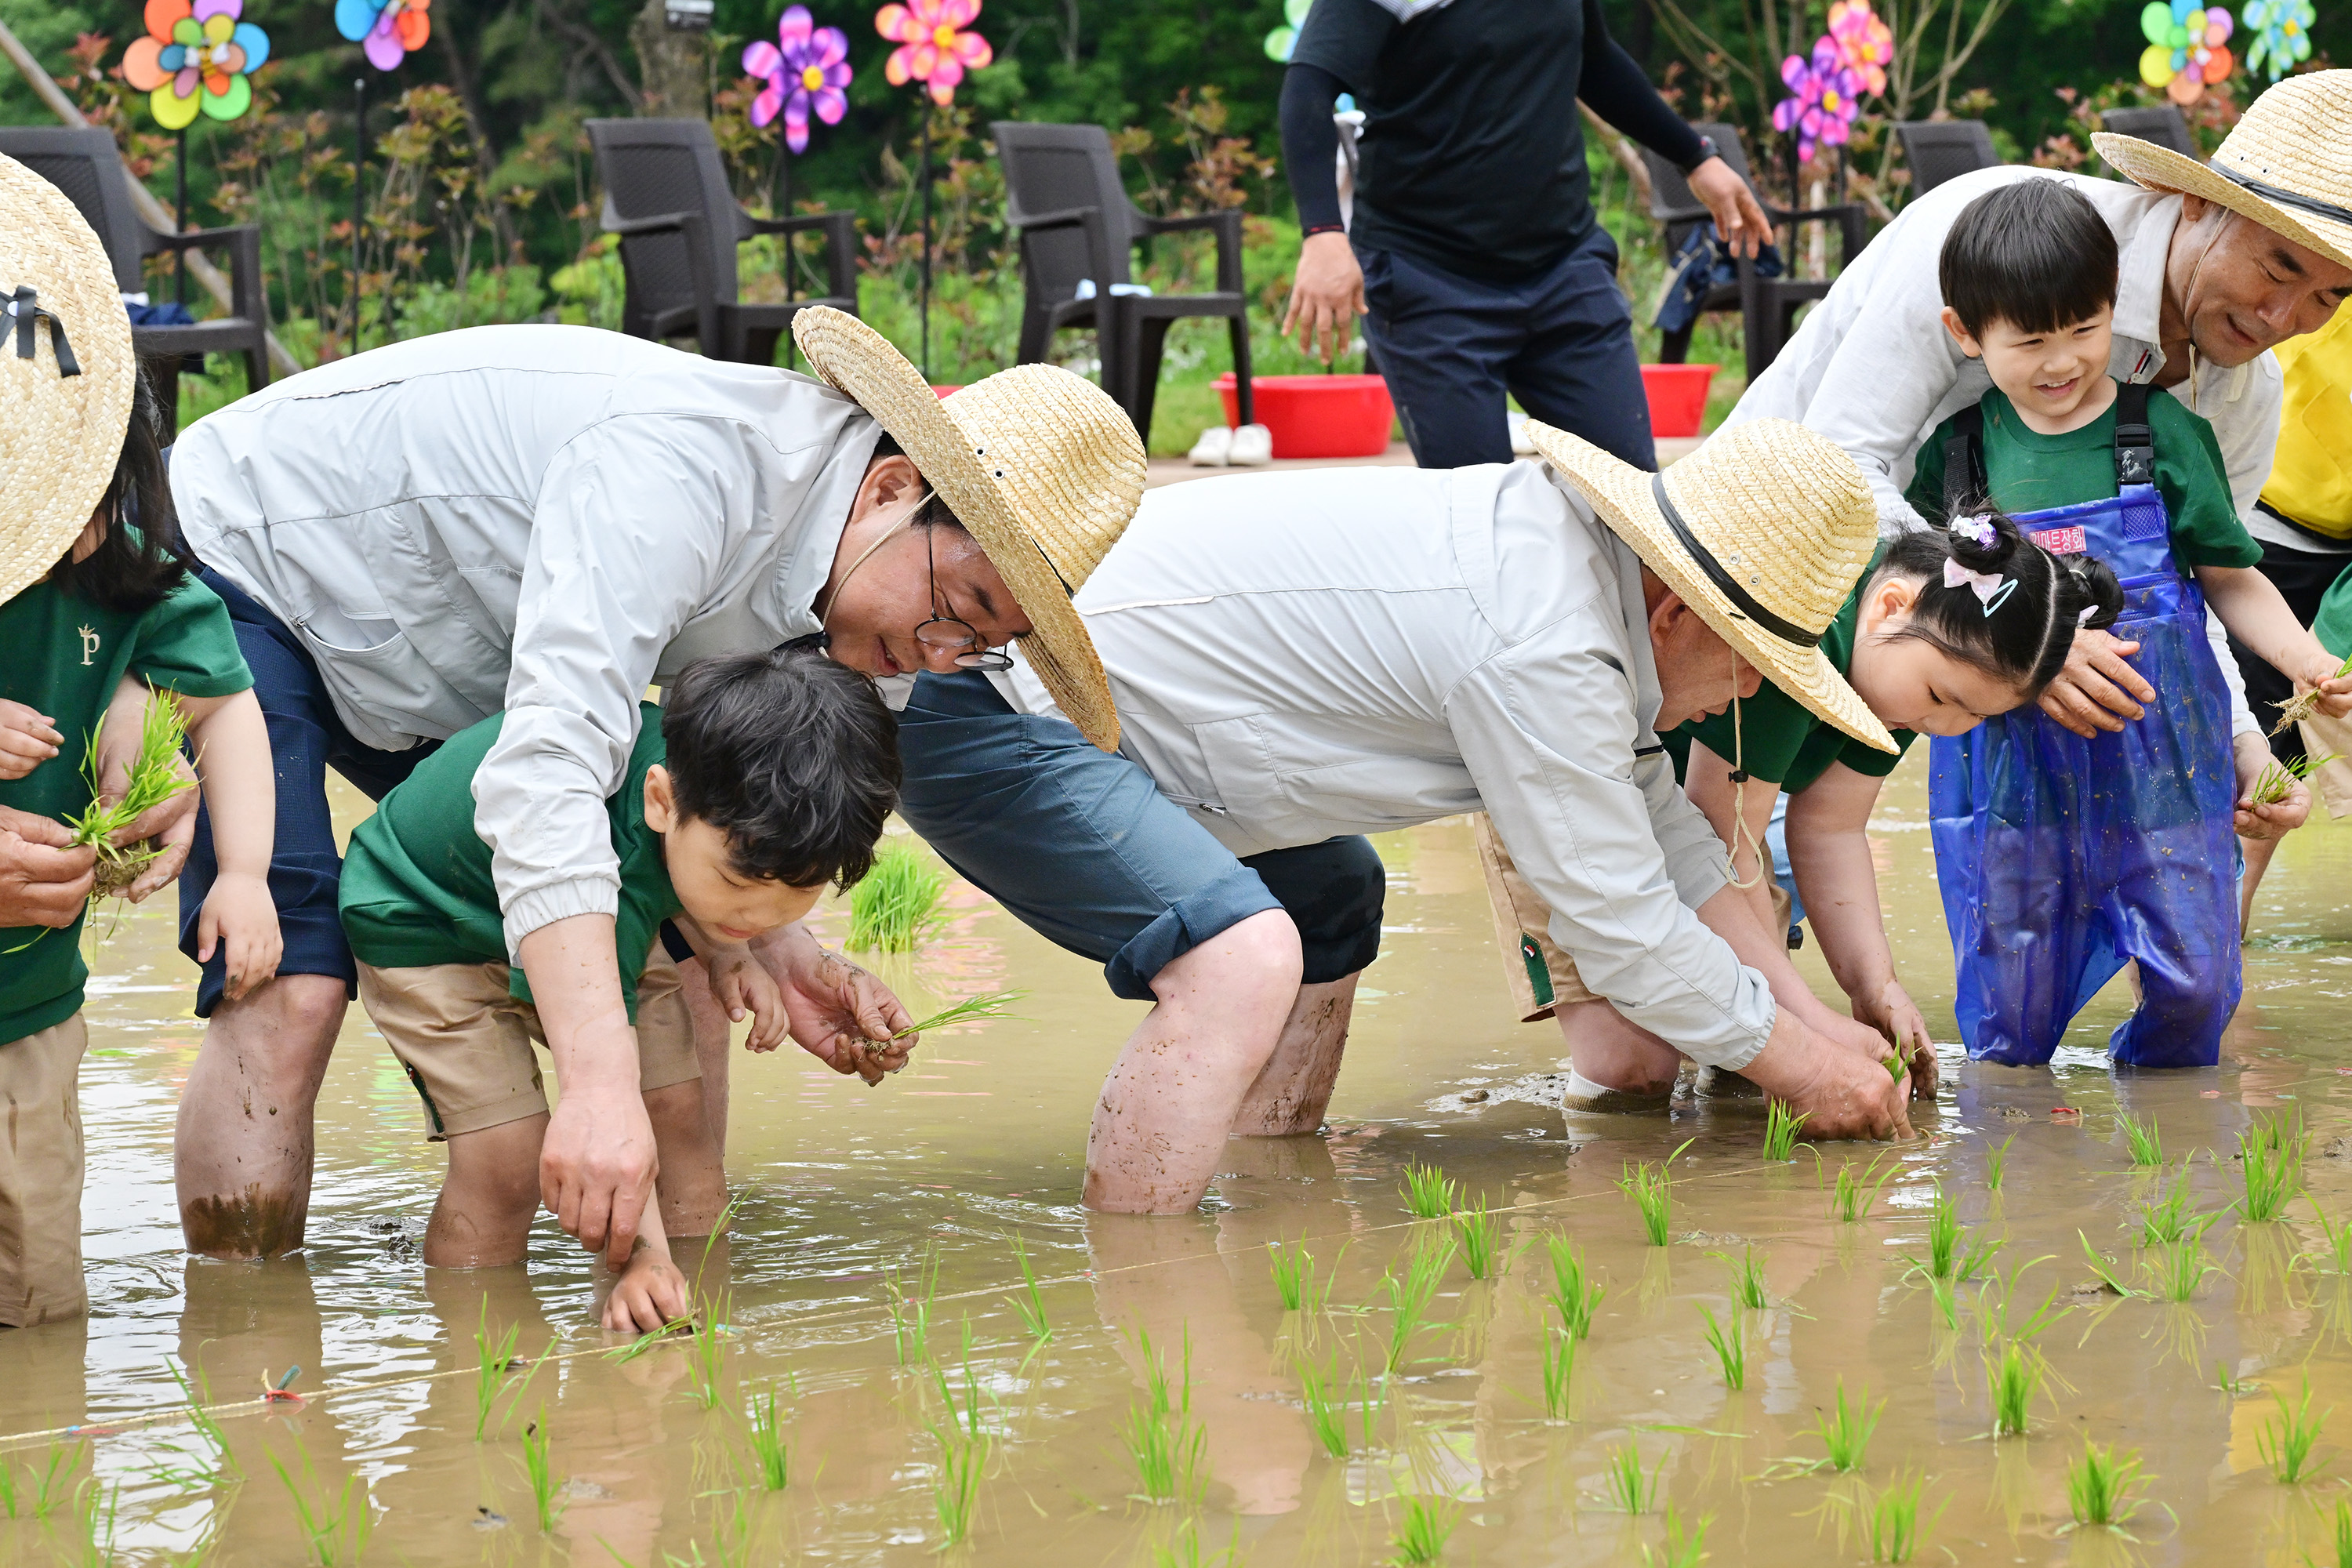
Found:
[2310,570,2352,662]
[1905,383,2260,570]
[339,702,680,1019]
[1662,546,1919,795]
[0,573,252,1044]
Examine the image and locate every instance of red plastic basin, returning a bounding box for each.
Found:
[1214,373,1395,459]
[1642,363,1718,439]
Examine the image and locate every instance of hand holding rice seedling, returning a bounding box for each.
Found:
[2269,652,2352,737]
[2250,750,2339,806]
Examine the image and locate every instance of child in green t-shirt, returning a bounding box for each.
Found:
[339,646,898,1331]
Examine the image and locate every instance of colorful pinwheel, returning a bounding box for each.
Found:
[122,0,269,129]
[2242,0,2314,81]
[1827,0,1893,99]
[2140,2,2234,105]
[745,7,851,154]
[876,0,990,107]
[336,0,431,72]
[1774,37,1862,162]
[1265,0,1312,62]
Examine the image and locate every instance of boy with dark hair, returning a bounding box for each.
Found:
[1910,176,2352,1070]
[339,647,899,1328]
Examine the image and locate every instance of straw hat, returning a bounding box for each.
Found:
[1526,418,1896,753]
[793,307,1144,751]
[2094,71,2352,273]
[0,153,134,608]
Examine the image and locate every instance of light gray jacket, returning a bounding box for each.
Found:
[171,325,881,953]
[1000,462,1777,1069]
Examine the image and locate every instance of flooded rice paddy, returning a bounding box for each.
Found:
[23,750,2352,1564]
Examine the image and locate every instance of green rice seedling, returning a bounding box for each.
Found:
[1599,1441,1664,1513]
[2140,1174,2224,1250]
[66,1482,115,1568]
[746,1384,791,1492]
[1762,1099,1808,1161]
[1984,1255,2071,1344]
[931,1423,988,1547]
[1828,1154,1896,1224]
[1618,1160,1675,1246]
[2259,1378,2332,1484]
[888,989,1027,1040]
[2065,1440,2151,1533]
[1382,1234,1455,1373]
[1004,1231,1052,1342]
[1453,1200,1503,1280]
[1269,1239,1341,1313]
[687,1297,732,1411]
[886,1249,943,1366]
[520,1411,564,1533]
[2310,1499,2352,1568]
[1148,1519,1245,1568]
[2153,1239,2223,1303]
[2077,1232,2140,1298]
[2247,1107,2311,1165]
[605,1315,695,1363]
[1924,1271,1959,1330]
[2272,651,2352,735]
[1856,1470,1944,1565]
[1697,1304,1746,1392]
[1388,1495,1460,1564]
[473,1301,525,1441]
[1811,1381,1882,1473]
[847,841,947,951]
[1711,1246,1769,1312]
[1918,1185,1999,1282]
[69,691,194,903]
[1401,1162,1460,1220]
[2241,1130,2304,1224]
[1120,1327,1207,1505]
[1546,1235,1606,1339]
[1541,1328,1576,1421]
[151,1357,239,1486]
[20,1440,81,1521]
[2118,1112,2165,1167]
[1298,1358,1352,1457]
[1641,1508,1711,1568]
[2308,1200,2352,1276]
[1985,1134,2013,1192]
[268,1447,373,1565]
[1987,1340,2045,1438]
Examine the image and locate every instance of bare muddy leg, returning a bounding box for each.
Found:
[1083,909,1303,1214]
[1555,997,1681,1100]
[1231,974,1360,1136]
[677,954,733,1159]
[175,972,344,1258]
[2239,832,2281,936]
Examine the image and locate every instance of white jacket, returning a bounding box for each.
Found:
[171,325,880,953]
[1002,462,1778,1069]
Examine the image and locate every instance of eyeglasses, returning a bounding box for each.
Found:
[913,517,1014,671]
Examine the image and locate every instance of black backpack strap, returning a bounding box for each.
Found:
[2113,380,2155,487]
[1941,403,1987,520]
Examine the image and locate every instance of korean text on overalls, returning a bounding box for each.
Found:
[1927,384,2241,1067]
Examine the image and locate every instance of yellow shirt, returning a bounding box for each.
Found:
[2262,307,2352,539]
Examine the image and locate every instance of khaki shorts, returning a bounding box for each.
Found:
[0,1014,87,1327]
[1474,814,1789,1024]
[358,943,700,1140]
[2299,714,2352,819]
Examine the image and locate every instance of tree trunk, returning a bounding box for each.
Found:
[630,0,707,118]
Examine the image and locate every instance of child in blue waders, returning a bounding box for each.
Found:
[1910,178,2352,1068]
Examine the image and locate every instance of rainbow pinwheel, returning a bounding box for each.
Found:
[1827,0,1893,98]
[1774,37,1862,162]
[2241,0,2313,81]
[122,0,269,129]
[876,0,990,107]
[336,0,431,71]
[2140,1,2234,105]
[746,7,851,153]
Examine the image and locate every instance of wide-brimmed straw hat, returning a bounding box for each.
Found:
[2095,71,2352,274]
[793,308,1143,751]
[1526,418,1896,753]
[0,153,134,608]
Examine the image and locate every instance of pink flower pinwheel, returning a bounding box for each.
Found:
[1827,0,1893,98]
[744,6,852,153]
[122,0,270,129]
[1773,37,1863,162]
[876,0,991,107]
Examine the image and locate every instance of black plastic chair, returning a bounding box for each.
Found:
[1638,122,1866,380]
[2099,105,2199,161]
[1894,119,2002,197]
[0,125,268,440]
[992,121,1252,440]
[586,118,857,367]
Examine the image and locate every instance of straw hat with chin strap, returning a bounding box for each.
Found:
[1525,417,1897,754]
[2095,70,2352,274]
[0,152,136,609]
[793,307,1144,752]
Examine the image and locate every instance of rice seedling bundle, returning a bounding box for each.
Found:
[1453,1200,1503,1280]
[1388,1496,1461,1564]
[1120,1328,1206,1505]
[1918,1185,1998,1282]
[1546,1234,1606,1338]
[847,841,948,951]
[1599,1441,1664,1513]
[1297,1359,1352,1458]
[1401,1161,1460,1220]
[2064,1440,2150,1532]
[1640,1508,1711,1568]
[1984,1134,2013,1192]
[1540,1328,1575,1421]
[2118,1112,2164,1167]
[1811,1380,1882,1473]
[2139,1174,2223,1250]
[1004,1232,1051,1341]
[2269,652,2352,737]
[1987,1340,2045,1438]
[2257,1377,2332,1484]
[746,1385,791,1491]
[1711,1245,1769,1311]
[1267,1238,1341,1313]
[1697,1303,1745,1392]
[1761,1099,1808,1160]
[2240,1123,2304,1223]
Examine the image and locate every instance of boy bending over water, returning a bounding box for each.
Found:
[339,648,898,1327]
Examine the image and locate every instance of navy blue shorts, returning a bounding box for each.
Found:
[176,567,438,1017]
[894,671,1385,1001]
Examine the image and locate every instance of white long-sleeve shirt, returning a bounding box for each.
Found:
[999,462,1780,1069]
[170,325,881,953]
[1730,165,2272,735]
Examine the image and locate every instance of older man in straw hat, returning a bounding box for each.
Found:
[1732,69,2352,833]
[160,308,1143,1269]
[896,417,1913,1214]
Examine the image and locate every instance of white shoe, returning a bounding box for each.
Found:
[1507,411,1536,456]
[1227,423,1274,466]
[1188,426,1232,466]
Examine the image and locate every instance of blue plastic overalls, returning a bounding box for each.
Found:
[1928,383,2241,1067]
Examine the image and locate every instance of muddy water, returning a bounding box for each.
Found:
[13,751,2352,1564]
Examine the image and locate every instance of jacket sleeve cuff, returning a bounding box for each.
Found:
[1702,1007,1774,1073]
[503,878,622,960]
